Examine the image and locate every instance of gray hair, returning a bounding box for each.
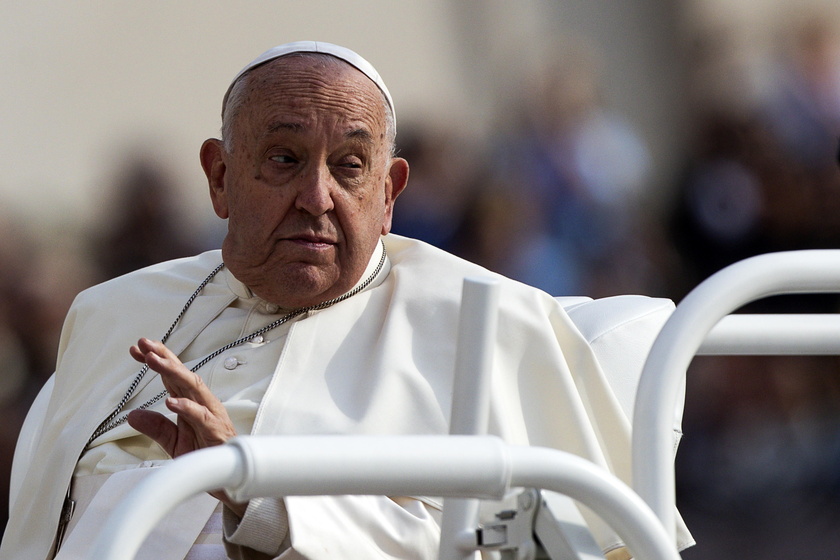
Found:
[221,53,396,157]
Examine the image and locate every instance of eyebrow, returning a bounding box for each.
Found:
[267,122,304,134]
[346,127,374,144]
[266,122,375,144]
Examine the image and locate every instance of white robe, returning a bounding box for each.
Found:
[0,234,692,559]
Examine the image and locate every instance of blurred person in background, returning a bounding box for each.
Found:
[92,158,204,282]
[485,38,659,298]
[388,125,476,254]
[449,173,584,298]
[761,15,840,247]
[672,11,840,295]
[0,213,31,538]
[0,210,98,537]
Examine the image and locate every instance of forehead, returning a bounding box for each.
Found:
[235,55,387,135]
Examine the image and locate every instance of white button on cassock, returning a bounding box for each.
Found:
[224,357,239,370]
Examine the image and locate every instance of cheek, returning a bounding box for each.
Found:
[348,190,384,222]
[226,196,270,241]
[228,182,286,223]
[350,195,389,243]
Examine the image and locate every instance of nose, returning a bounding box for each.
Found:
[294,164,335,216]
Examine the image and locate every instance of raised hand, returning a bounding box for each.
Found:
[126,337,247,516]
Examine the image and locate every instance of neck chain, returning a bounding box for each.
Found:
[87,241,387,446]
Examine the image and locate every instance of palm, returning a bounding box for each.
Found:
[126,337,237,459]
[126,338,247,515]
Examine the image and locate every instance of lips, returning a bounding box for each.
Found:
[284,234,337,248]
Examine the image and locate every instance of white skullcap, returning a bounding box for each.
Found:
[223,41,395,125]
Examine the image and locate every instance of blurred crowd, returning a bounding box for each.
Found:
[669,16,840,558]
[3,13,840,558]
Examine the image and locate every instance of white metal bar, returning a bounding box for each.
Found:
[632,249,840,541]
[535,490,605,560]
[88,435,680,560]
[509,447,680,560]
[701,314,840,355]
[440,277,501,560]
[87,445,245,560]
[224,435,512,502]
[448,277,500,435]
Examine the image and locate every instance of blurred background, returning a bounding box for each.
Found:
[3,1,840,557]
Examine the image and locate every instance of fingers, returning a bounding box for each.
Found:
[127,338,238,458]
[165,397,236,447]
[128,400,234,458]
[130,338,182,374]
[127,409,180,457]
[129,337,175,365]
[130,338,223,413]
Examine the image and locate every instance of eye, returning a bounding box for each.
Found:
[335,155,365,170]
[270,154,298,164]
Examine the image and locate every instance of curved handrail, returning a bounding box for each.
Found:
[632,249,840,540]
[89,435,680,560]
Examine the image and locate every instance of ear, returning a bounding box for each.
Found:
[200,138,230,219]
[380,157,409,235]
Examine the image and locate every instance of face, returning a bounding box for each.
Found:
[201,55,408,308]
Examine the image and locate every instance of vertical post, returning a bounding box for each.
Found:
[438,277,501,560]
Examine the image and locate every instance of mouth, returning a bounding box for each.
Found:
[284,234,337,250]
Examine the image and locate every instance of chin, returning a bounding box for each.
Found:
[264,265,345,308]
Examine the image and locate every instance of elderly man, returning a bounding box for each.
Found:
[1,42,691,559]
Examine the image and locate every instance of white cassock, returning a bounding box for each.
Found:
[0,234,693,560]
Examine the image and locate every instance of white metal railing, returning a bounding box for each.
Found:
[701,313,840,355]
[633,249,840,541]
[88,435,680,560]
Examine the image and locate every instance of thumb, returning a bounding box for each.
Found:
[127,409,179,457]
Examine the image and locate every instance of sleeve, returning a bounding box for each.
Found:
[223,497,290,558]
[222,495,442,559]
